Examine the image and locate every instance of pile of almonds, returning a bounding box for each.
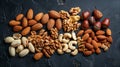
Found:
[4,7,113,60]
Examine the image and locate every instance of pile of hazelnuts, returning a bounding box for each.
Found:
[81,8,110,30]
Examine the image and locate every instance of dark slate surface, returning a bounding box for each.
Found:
[0,0,120,67]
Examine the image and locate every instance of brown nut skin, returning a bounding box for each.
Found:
[82,33,89,41]
[87,37,92,43]
[16,14,24,21]
[88,16,96,25]
[93,9,103,20]
[21,27,31,36]
[81,20,89,30]
[92,40,98,49]
[35,12,44,21]
[77,30,84,36]
[95,48,101,54]
[83,51,92,56]
[107,36,113,43]
[28,19,37,26]
[32,23,43,31]
[96,30,105,35]
[27,8,33,19]
[94,22,101,31]
[13,26,23,32]
[101,18,110,28]
[41,14,49,24]
[55,19,62,30]
[49,10,60,19]
[47,19,55,30]
[82,11,90,20]
[85,43,94,50]
[34,52,43,60]
[22,17,28,27]
[9,20,20,26]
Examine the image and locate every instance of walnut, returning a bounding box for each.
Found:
[69,7,81,15]
[59,10,70,19]
[50,28,58,39]
[70,15,80,22]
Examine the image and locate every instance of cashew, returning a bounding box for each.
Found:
[62,43,68,51]
[22,37,28,47]
[57,49,64,54]
[62,38,70,43]
[72,31,77,40]
[64,33,72,38]
[58,34,63,42]
[4,36,14,43]
[11,39,21,47]
[101,44,109,51]
[65,49,71,53]
[68,41,77,50]
[71,49,78,56]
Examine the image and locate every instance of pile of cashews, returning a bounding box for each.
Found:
[57,31,78,56]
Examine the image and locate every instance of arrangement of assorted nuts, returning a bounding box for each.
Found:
[4,7,113,60]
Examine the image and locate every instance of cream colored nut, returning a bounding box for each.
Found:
[101,44,108,51]
[62,39,70,43]
[9,46,15,56]
[22,37,28,47]
[70,15,80,22]
[16,45,24,53]
[69,7,81,15]
[19,49,29,57]
[57,49,64,54]
[72,31,77,40]
[58,34,63,42]
[64,33,72,38]
[62,43,68,51]
[28,42,35,53]
[68,41,77,50]
[4,37,14,43]
[71,49,78,56]
[11,39,21,47]
[13,33,22,39]
[65,49,71,53]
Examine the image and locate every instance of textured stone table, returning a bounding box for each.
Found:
[0,0,120,67]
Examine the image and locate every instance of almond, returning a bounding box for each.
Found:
[34,52,43,60]
[95,48,101,54]
[96,30,105,35]
[90,31,95,38]
[28,19,37,26]
[32,23,43,31]
[106,28,112,35]
[21,27,31,36]
[9,20,20,26]
[84,29,92,34]
[41,14,49,24]
[13,26,22,32]
[47,19,55,30]
[97,35,106,39]
[35,12,43,21]
[27,8,33,19]
[49,10,60,18]
[82,33,89,41]
[93,36,98,42]
[77,30,84,36]
[56,19,62,30]
[92,40,98,49]
[83,51,92,56]
[87,37,92,43]
[107,36,113,43]
[85,43,93,50]
[22,17,28,27]
[16,14,24,21]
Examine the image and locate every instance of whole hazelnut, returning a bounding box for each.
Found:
[101,18,110,28]
[93,9,103,20]
[82,11,90,20]
[81,20,89,30]
[94,22,101,31]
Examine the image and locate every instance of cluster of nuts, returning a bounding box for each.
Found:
[4,7,113,60]
[77,8,112,56]
[4,33,35,57]
[57,31,78,55]
[59,7,81,32]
